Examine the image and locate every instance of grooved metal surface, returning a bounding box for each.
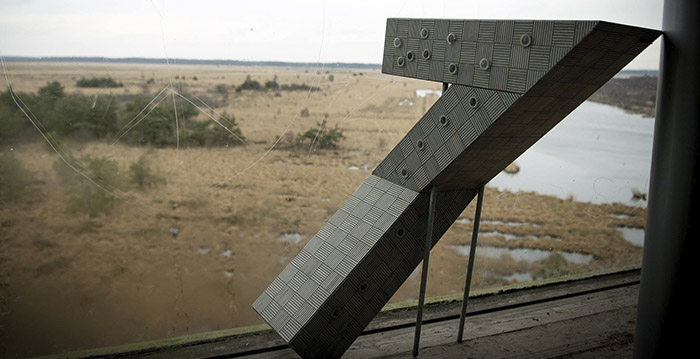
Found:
[254,18,660,359]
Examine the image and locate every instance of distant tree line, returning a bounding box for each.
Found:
[0,81,245,147]
[589,75,658,117]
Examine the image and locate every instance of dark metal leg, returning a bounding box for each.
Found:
[413,186,438,357]
[634,1,699,357]
[457,184,485,343]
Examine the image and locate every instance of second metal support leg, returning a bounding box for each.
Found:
[457,184,485,343]
[413,186,438,357]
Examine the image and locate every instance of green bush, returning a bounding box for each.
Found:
[76,77,123,88]
[0,153,40,203]
[37,81,65,106]
[236,75,262,92]
[295,120,344,150]
[188,112,245,147]
[119,96,197,147]
[129,153,165,190]
[54,155,122,217]
[215,84,229,96]
[1,87,54,144]
[280,83,320,92]
[265,76,279,90]
[2,83,250,150]
[53,94,119,139]
[1,82,119,142]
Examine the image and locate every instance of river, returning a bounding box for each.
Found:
[488,100,655,206]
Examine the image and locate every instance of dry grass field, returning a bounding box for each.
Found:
[0,62,646,358]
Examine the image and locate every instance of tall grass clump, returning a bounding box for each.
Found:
[54,156,122,217]
[295,120,345,150]
[0,153,40,203]
[129,153,165,190]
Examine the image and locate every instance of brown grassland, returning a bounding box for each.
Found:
[0,62,646,357]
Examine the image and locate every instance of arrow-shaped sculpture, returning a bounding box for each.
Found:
[253,19,660,358]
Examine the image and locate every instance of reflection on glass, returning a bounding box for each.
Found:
[1,4,659,358]
[0,62,655,358]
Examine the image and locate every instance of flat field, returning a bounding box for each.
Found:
[0,62,646,357]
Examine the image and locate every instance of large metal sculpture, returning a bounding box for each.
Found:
[253,19,660,358]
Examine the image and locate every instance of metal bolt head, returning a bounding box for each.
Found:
[479,58,490,70]
[397,56,406,67]
[439,115,449,126]
[393,37,402,48]
[446,32,457,44]
[520,33,532,47]
[469,97,479,108]
[420,28,429,39]
[448,63,458,75]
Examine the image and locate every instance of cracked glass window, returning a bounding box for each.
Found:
[0,0,661,357]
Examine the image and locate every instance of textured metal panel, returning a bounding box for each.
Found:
[533,21,554,46]
[445,38,462,62]
[489,66,509,91]
[512,21,534,42]
[257,18,661,359]
[528,46,551,71]
[574,21,598,44]
[510,43,530,69]
[460,41,477,64]
[473,65,491,88]
[495,20,514,43]
[550,46,570,67]
[386,18,398,37]
[492,43,512,67]
[463,20,480,42]
[552,21,576,47]
[432,40,446,61]
[478,20,497,42]
[506,67,527,93]
[381,19,596,93]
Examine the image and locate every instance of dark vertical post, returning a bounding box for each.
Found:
[457,184,484,343]
[413,186,438,357]
[634,0,699,357]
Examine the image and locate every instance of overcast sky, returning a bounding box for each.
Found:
[0,0,663,69]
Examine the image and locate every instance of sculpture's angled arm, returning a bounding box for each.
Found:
[253,19,660,358]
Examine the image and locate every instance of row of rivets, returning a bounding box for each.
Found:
[398,59,485,71]
[397,32,531,47]
[398,95,480,179]
[393,32,532,70]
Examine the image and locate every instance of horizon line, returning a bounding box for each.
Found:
[1,55,383,70]
[1,56,660,73]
